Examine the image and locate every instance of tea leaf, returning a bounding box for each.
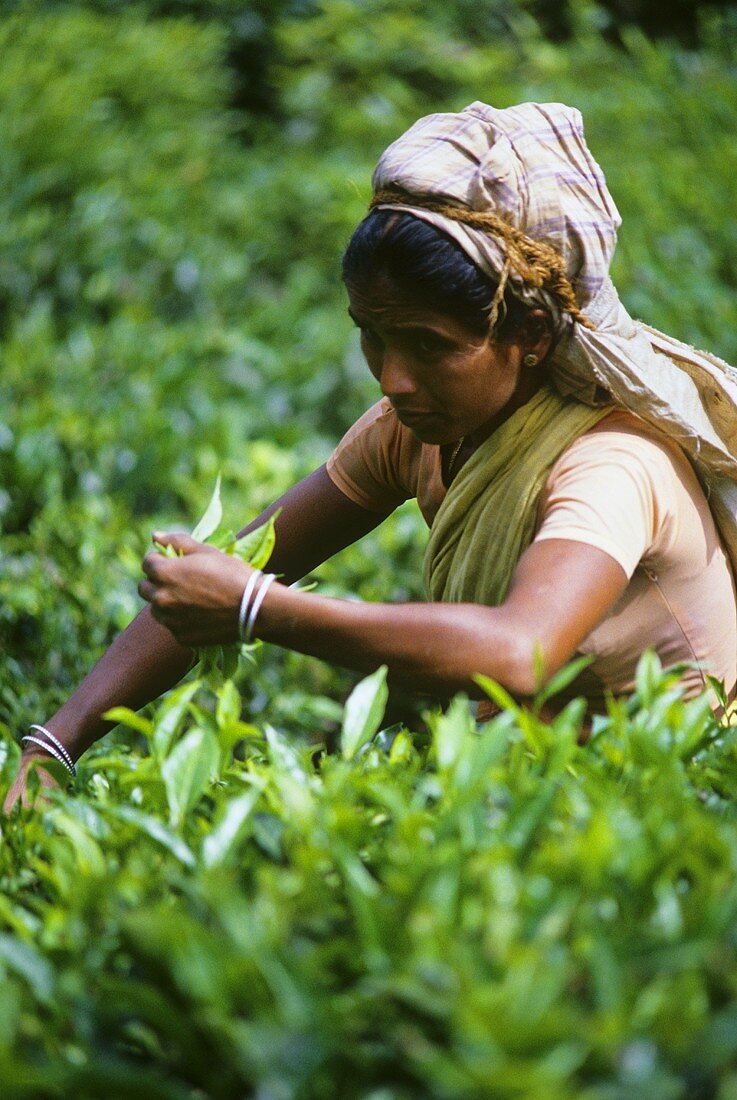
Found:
[161,727,219,827]
[535,655,594,708]
[432,694,474,771]
[341,665,388,760]
[191,473,223,543]
[215,680,242,729]
[0,935,54,1005]
[103,707,154,740]
[202,786,263,869]
[152,680,202,760]
[109,805,196,868]
[635,650,664,704]
[474,674,521,717]
[232,511,279,569]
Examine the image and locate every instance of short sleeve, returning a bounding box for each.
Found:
[534,424,680,579]
[326,398,422,514]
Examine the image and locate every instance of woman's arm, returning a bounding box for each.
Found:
[52,465,387,757]
[4,467,390,810]
[257,538,628,695]
[140,534,629,698]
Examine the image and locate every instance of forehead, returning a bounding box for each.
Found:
[346,274,458,329]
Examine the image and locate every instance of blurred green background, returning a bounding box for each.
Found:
[1,0,736,739]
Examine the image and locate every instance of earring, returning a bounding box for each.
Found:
[523,353,539,367]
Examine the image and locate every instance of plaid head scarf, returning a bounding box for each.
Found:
[372,101,737,570]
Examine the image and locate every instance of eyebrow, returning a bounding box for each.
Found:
[347,309,449,337]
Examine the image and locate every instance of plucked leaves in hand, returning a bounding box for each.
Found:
[229,511,280,570]
[188,475,279,569]
[174,476,279,681]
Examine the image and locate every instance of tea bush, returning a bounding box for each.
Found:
[2,657,737,1097]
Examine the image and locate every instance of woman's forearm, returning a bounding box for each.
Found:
[37,607,194,763]
[256,583,535,697]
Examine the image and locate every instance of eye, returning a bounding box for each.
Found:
[359,327,384,351]
[413,333,446,357]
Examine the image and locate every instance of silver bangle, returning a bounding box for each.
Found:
[237,569,263,641]
[20,735,76,778]
[29,724,75,774]
[243,573,276,644]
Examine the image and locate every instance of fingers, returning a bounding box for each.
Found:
[138,578,176,624]
[153,531,210,556]
[138,534,249,647]
[140,550,180,621]
[2,757,59,815]
[143,531,220,581]
[3,756,32,814]
[142,551,168,581]
[2,783,19,815]
[138,578,157,603]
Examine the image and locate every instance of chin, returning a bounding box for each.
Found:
[395,409,462,445]
[404,423,451,445]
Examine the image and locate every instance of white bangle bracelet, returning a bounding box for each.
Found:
[237,569,263,641]
[243,573,276,644]
[29,724,75,773]
[20,735,76,778]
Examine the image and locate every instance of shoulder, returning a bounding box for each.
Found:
[331,397,426,465]
[326,397,427,511]
[537,408,704,577]
[568,407,684,452]
[550,408,695,492]
[335,396,400,442]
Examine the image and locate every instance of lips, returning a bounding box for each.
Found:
[394,408,437,424]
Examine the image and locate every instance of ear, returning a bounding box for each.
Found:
[521,309,554,363]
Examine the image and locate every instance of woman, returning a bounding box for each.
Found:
[6,100,737,808]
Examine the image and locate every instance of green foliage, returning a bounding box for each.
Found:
[1,657,737,1095]
[3,0,737,727]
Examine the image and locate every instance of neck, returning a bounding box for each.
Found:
[467,366,546,449]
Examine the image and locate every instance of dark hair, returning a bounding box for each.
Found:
[342,209,532,340]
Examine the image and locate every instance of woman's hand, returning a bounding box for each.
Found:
[138,533,252,648]
[3,751,60,814]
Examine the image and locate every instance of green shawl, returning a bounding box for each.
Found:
[423,386,610,605]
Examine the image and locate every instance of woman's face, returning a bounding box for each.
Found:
[346,275,543,446]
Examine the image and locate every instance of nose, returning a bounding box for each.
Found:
[377,348,416,402]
